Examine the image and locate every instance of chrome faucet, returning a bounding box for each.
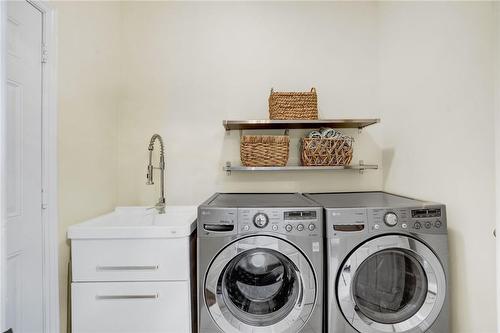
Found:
[146,134,166,214]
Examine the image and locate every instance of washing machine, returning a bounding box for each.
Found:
[197,193,323,333]
[305,192,449,333]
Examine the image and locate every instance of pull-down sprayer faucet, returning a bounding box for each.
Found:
[146,134,166,214]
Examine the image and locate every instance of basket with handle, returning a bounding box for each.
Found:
[301,137,353,166]
[268,88,318,120]
[240,135,289,167]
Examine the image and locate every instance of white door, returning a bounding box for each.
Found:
[5,1,44,332]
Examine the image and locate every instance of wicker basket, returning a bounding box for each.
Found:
[301,137,353,166]
[240,135,289,167]
[269,88,318,120]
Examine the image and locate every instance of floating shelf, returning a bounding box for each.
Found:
[223,119,380,131]
[222,118,380,175]
[223,161,378,175]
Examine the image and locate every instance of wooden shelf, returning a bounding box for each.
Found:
[223,119,380,131]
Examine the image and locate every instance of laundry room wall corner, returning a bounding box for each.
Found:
[379,2,497,332]
[52,1,122,332]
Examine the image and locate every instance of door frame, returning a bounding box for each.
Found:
[495,3,500,332]
[0,1,59,332]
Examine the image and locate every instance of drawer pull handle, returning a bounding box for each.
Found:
[96,265,159,271]
[96,294,159,300]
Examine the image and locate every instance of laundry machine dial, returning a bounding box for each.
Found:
[384,212,398,227]
[253,213,269,228]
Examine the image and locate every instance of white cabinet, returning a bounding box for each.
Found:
[68,207,197,333]
[72,281,190,333]
[71,238,190,282]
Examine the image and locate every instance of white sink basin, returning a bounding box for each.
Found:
[67,206,197,239]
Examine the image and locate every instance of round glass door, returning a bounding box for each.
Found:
[221,248,300,326]
[205,235,316,333]
[337,235,446,333]
[352,249,428,324]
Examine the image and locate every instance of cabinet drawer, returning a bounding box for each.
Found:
[71,238,190,282]
[72,281,192,333]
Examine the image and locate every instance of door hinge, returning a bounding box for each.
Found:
[41,43,48,64]
[41,188,48,210]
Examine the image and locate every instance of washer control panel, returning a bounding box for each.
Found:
[368,206,446,234]
[238,208,322,236]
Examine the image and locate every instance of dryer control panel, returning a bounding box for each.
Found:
[326,205,447,238]
[367,206,447,234]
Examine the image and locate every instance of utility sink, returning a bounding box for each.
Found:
[67,206,197,239]
[68,205,198,332]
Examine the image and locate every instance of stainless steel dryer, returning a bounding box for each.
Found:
[197,193,323,333]
[305,192,449,333]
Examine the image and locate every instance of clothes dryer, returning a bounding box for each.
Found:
[305,192,449,333]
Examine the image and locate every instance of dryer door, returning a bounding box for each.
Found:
[204,235,317,333]
[337,235,446,333]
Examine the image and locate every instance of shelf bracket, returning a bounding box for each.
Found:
[359,160,365,174]
[358,127,363,134]
[225,161,232,176]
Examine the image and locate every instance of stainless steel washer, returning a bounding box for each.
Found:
[305,192,449,333]
[197,193,323,333]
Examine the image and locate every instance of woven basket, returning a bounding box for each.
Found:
[241,135,289,167]
[269,88,318,120]
[301,137,353,166]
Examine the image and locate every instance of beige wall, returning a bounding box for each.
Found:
[56,2,497,332]
[117,1,383,209]
[379,2,497,332]
[54,1,121,331]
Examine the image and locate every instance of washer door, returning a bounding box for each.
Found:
[205,235,316,333]
[338,235,446,333]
